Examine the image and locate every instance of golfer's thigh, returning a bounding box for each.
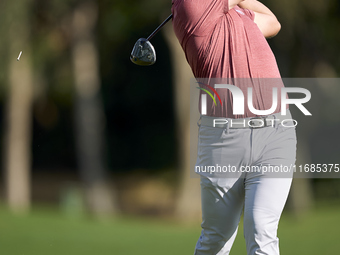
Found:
[200,176,244,238]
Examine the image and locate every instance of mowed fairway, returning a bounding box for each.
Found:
[0,205,339,255]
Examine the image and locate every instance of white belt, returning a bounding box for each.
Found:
[200,113,283,129]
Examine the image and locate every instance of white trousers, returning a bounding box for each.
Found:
[194,112,297,255]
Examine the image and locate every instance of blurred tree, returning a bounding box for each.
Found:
[164,23,201,221]
[3,0,34,213]
[71,0,117,215]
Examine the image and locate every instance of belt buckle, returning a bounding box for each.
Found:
[249,116,267,129]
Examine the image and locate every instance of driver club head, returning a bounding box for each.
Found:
[130,38,156,66]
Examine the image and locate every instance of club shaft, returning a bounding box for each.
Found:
[146,14,173,41]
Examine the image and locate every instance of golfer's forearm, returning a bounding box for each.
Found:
[238,0,275,17]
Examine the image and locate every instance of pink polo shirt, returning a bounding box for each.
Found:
[171,0,285,118]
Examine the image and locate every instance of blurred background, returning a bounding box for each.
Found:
[0,0,340,254]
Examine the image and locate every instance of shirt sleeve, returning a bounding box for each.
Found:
[172,0,229,37]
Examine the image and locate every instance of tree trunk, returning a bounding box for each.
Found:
[3,0,34,213]
[288,138,314,215]
[71,1,117,216]
[163,23,202,221]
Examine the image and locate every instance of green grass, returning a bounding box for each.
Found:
[0,205,339,255]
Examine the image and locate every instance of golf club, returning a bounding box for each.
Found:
[130,14,173,66]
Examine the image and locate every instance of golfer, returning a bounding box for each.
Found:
[171,0,297,254]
